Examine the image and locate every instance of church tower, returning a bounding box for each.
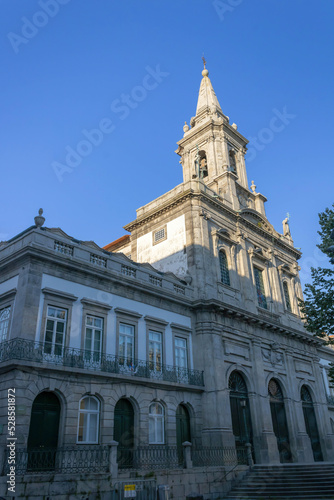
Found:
[176,61,266,216]
[121,62,301,324]
[105,63,334,463]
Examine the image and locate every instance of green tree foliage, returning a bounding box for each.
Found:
[300,204,334,386]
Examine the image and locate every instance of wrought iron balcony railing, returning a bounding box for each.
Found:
[0,338,204,386]
[2,446,109,475]
[192,446,248,467]
[2,444,247,476]
[118,445,181,470]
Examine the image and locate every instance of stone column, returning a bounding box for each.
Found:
[312,358,334,461]
[197,319,235,449]
[207,136,218,178]
[108,440,118,478]
[285,351,313,462]
[237,149,248,189]
[250,340,280,464]
[182,441,193,468]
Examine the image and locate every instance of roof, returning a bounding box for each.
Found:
[103,234,130,252]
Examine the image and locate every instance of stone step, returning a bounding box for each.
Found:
[243,476,334,483]
[231,487,334,494]
[224,462,334,499]
[225,496,334,499]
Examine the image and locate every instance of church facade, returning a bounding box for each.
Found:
[0,65,334,498]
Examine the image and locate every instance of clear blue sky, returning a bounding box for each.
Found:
[1,1,333,286]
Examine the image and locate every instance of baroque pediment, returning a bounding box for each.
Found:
[240,209,275,234]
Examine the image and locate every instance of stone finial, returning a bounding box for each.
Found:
[183,121,190,133]
[231,123,237,130]
[250,180,256,193]
[34,208,45,228]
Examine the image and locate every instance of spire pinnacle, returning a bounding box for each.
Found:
[196,60,222,116]
[201,55,209,77]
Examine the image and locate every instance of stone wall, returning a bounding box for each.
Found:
[0,466,249,500]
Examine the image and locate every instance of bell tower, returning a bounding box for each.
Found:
[176,62,254,213]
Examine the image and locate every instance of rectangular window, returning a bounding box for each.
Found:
[84,315,103,363]
[44,306,67,357]
[254,267,267,309]
[149,330,162,372]
[0,306,11,342]
[119,323,135,366]
[154,228,165,242]
[153,225,167,245]
[174,337,187,369]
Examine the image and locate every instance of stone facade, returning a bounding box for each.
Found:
[0,66,334,499]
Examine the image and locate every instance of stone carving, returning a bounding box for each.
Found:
[282,217,291,238]
[224,341,250,360]
[262,343,284,367]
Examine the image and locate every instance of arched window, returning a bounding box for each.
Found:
[268,379,292,463]
[282,281,292,312]
[219,251,230,286]
[77,396,100,444]
[229,149,237,174]
[228,371,253,456]
[301,385,323,461]
[254,267,267,309]
[149,402,164,444]
[195,150,208,178]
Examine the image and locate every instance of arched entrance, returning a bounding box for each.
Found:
[268,379,292,463]
[176,404,191,464]
[114,399,134,467]
[27,392,61,470]
[301,386,323,462]
[229,371,254,461]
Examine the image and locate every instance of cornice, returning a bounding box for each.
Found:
[124,187,301,260]
[191,298,322,347]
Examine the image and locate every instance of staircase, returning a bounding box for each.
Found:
[225,463,334,499]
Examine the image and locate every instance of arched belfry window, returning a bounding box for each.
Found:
[219,251,230,286]
[282,281,292,312]
[195,150,208,178]
[229,149,237,174]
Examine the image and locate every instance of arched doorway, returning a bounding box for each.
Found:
[114,399,134,468]
[229,371,253,461]
[301,386,323,462]
[27,392,61,470]
[176,404,191,464]
[268,379,292,463]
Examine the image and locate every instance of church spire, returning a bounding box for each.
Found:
[195,60,223,118]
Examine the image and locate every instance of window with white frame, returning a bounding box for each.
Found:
[119,323,135,366]
[219,250,230,286]
[0,306,11,342]
[149,331,162,372]
[254,267,267,309]
[282,281,292,312]
[77,395,100,443]
[174,337,187,369]
[149,402,164,444]
[44,306,67,356]
[84,315,103,363]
